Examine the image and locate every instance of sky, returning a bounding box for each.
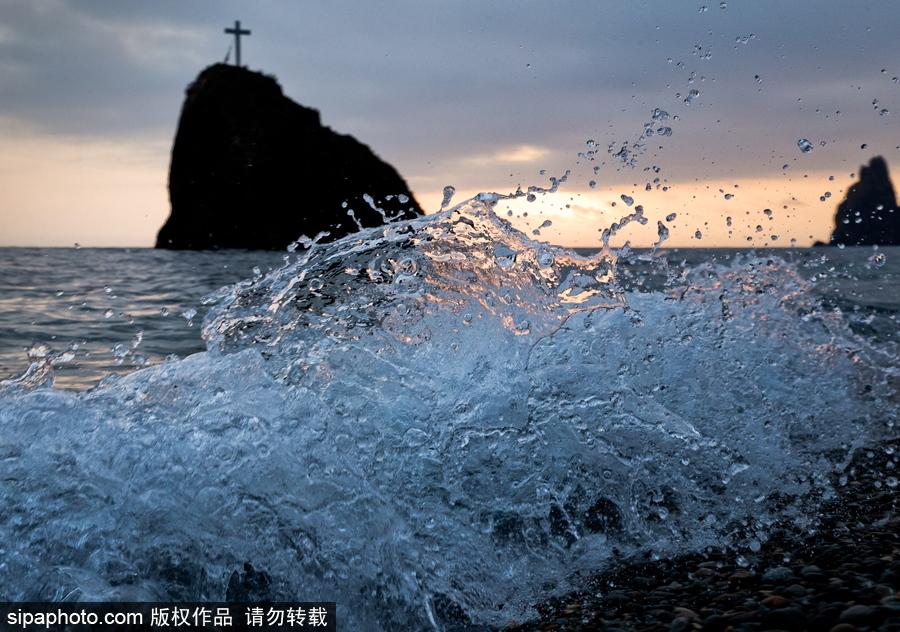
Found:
[0,0,899,248]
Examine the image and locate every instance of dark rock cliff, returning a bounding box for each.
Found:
[827,156,900,246]
[156,64,422,250]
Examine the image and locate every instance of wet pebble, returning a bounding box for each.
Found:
[763,566,796,583]
[801,565,823,575]
[668,616,691,632]
[671,607,698,620]
[761,595,792,608]
[699,614,728,632]
[762,605,808,630]
[782,583,807,597]
[839,604,876,624]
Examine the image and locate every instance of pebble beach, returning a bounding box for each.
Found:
[497,437,900,632]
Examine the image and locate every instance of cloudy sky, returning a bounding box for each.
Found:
[0,0,898,248]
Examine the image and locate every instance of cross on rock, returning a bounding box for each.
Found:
[224,20,250,67]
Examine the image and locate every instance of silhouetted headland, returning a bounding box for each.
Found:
[819,156,900,246]
[156,64,422,250]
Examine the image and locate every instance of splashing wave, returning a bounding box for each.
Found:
[0,196,896,629]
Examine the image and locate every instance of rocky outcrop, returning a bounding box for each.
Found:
[828,156,900,246]
[156,64,422,250]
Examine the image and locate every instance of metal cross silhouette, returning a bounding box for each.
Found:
[224,20,251,67]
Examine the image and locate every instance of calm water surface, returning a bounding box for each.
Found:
[0,248,289,389]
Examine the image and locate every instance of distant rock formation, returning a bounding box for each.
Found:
[826,156,900,246]
[156,64,422,250]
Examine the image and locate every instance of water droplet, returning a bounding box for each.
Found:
[887,476,898,488]
[526,193,536,202]
[252,266,262,276]
[656,221,669,242]
[881,109,890,116]
[103,309,114,319]
[797,139,813,153]
[160,307,170,317]
[820,141,827,147]
[308,278,324,292]
[695,230,703,239]
[699,5,708,11]
[764,209,773,215]
[724,194,734,200]
[683,89,700,105]
[657,126,673,136]
[651,108,669,122]
[494,246,519,268]
[620,194,634,206]
[754,75,762,84]
[666,213,677,222]
[589,181,597,189]
[586,139,596,147]
[862,143,869,150]
[441,186,456,210]
[719,1,726,8]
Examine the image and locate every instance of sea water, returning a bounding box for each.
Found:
[0,199,898,630]
[0,248,289,390]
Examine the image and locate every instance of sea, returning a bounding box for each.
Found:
[0,197,898,630]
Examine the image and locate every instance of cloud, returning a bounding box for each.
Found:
[0,0,899,245]
[462,144,551,166]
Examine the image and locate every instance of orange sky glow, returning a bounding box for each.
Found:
[0,132,881,250]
